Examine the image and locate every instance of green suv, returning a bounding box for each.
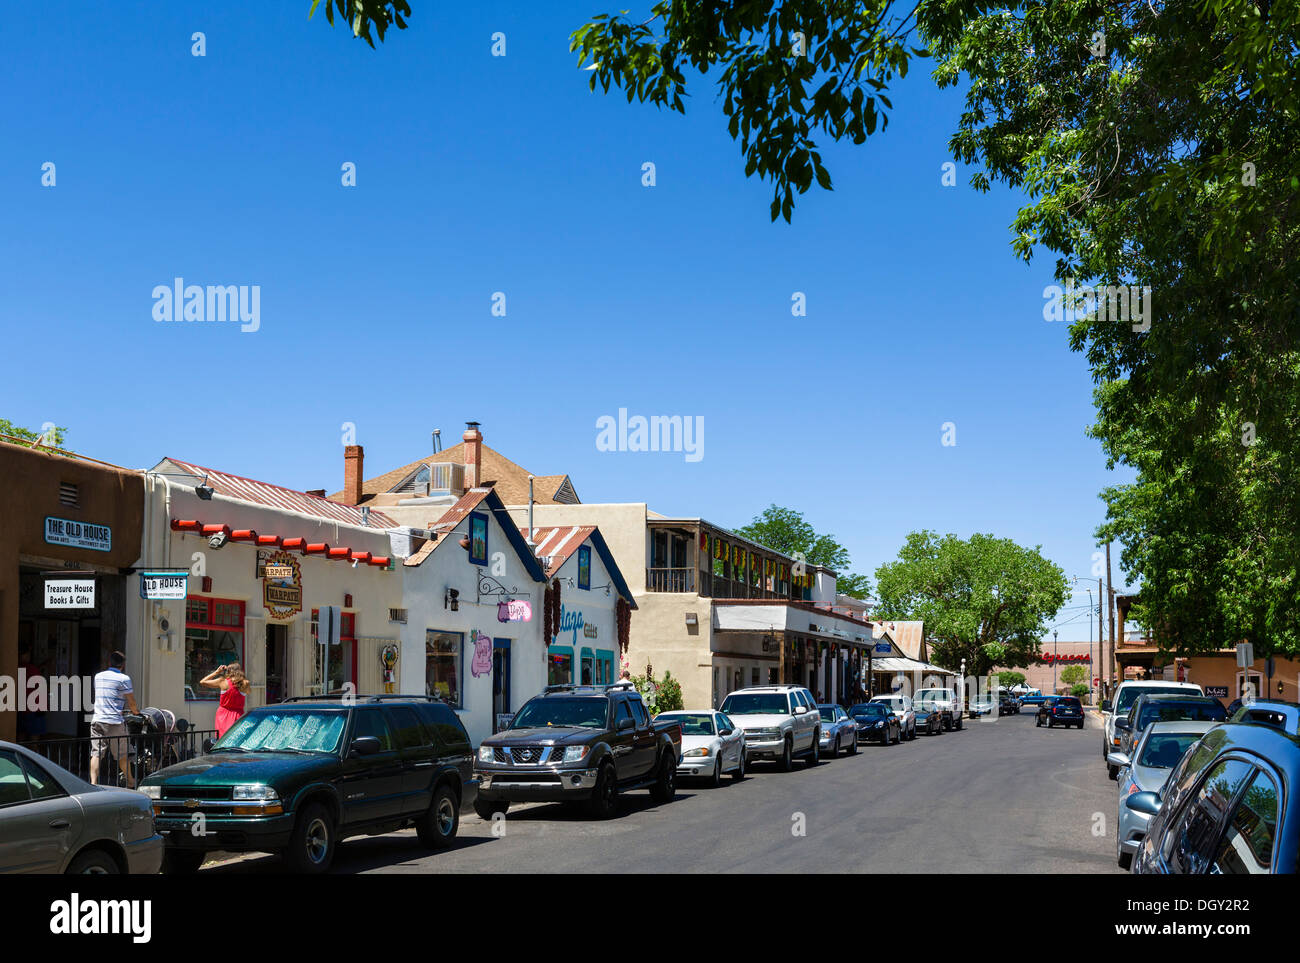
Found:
[141,695,475,874]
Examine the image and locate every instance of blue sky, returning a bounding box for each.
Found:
[1,2,1131,640]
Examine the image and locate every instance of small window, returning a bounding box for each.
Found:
[630,700,649,728]
[615,701,633,727]
[0,752,31,806]
[1212,768,1279,874]
[467,512,489,567]
[1168,758,1254,873]
[577,545,591,590]
[385,706,428,750]
[20,755,64,801]
[353,708,394,751]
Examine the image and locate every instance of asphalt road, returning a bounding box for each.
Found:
[208,707,1123,874]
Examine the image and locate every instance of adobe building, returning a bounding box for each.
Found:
[0,438,145,742]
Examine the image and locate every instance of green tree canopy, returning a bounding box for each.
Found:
[734,504,873,599]
[874,531,1069,676]
[0,419,66,450]
[573,0,1300,659]
[308,0,410,47]
[995,670,1026,688]
[1059,664,1088,687]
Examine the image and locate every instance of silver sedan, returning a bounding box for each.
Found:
[1110,721,1219,871]
[656,710,747,785]
[0,740,163,874]
[816,705,859,757]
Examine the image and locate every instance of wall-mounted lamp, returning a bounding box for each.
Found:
[445,588,459,611]
[684,612,698,627]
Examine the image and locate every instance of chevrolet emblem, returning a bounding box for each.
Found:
[184,799,201,809]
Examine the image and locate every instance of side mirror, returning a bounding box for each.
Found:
[349,736,382,757]
[1106,752,1131,769]
[1100,700,1112,713]
[719,727,733,736]
[1125,791,1162,817]
[201,738,214,754]
[617,717,635,732]
[1115,719,1132,731]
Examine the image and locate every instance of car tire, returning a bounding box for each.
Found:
[732,752,746,781]
[806,733,821,766]
[416,783,459,849]
[588,763,619,818]
[832,735,841,758]
[709,756,722,788]
[284,802,336,874]
[1036,717,1043,727]
[778,738,794,772]
[909,723,917,741]
[847,734,858,755]
[1118,849,1132,871]
[473,797,509,821]
[956,715,963,731]
[650,751,677,803]
[160,849,205,875]
[67,848,119,875]
[1107,764,1119,781]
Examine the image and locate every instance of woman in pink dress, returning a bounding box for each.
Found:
[201,664,251,738]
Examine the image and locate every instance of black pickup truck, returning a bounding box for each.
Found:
[474,684,682,819]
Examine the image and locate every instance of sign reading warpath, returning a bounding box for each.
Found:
[262,550,302,620]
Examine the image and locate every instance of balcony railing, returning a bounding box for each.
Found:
[646,567,695,593]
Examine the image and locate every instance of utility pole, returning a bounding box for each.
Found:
[1105,543,1116,697]
[1053,629,1058,693]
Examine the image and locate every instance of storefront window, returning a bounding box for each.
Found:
[425,631,463,706]
[185,597,245,701]
[549,648,573,685]
[311,610,357,694]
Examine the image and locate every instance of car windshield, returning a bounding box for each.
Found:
[852,704,887,717]
[915,690,950,703]
[873,699,901,708]
[1115,686,1197,713]
[510,697,609,729]
[661,713,715,736]
[1138,733,1204,769]
[721,693,790,715]
[1138,702,1226,727]
[214,709,347,754]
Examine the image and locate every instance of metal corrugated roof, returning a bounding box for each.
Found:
[164,458,396,529]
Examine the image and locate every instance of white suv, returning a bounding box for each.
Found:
[1102,680,1203,777]
[915,688,964,730]
[719,685,821,771]
[870,694,917,740]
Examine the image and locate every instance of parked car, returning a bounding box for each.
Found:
[720,685,822,770]
[912,702,944,736]
[1108,721,1219,870]
[1038,695,1084,729]
[849,702,902,744]
[1229,699,1300,736]
[915,687,964,729]
[816,704,859,757]
[142,695,477,874]
[969,694,997,718]
[0,740,163,874]
[476,684,681,819]
[869,694,917,740]
[1131,722,1300,874]
[1115,694,1227,773]
[1101,680,1203,775]
[999,693,1021,715]
[655,710,746,785]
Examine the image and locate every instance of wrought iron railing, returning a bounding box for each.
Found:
[21,725,219,786]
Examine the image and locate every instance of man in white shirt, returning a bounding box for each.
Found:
[89,651,139,787]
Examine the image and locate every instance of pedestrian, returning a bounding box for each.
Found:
[201,663,251,738]
[90,650,138,787]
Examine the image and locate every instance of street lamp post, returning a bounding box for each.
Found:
[1053,629,1058,693]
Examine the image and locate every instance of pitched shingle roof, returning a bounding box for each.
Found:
[519,525,598,577]
[159,458,396,529]
[330,442,578,508]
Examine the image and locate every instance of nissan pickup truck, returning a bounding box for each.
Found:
[473,684,682,819]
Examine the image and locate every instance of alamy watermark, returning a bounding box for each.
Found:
[1042,278,1151,332]
[152,277,260,332]
[1,671,95,719]
[595,409,704,463]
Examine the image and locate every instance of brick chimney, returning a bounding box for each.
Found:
[344,445,364,505]
[463,422,482,489]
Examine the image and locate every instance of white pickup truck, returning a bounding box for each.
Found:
[915,687,964,731]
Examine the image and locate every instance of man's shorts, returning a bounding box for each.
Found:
[90,721,130,759]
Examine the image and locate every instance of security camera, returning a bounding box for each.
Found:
[209,531,228,549]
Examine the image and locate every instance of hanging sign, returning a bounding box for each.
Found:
[44,516,111,552]
[497,599,532,623]
[45,577,96,609]
[139,572,188,600]
[262,550,303,620]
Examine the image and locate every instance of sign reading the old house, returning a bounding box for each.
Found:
[44,516,112,552]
